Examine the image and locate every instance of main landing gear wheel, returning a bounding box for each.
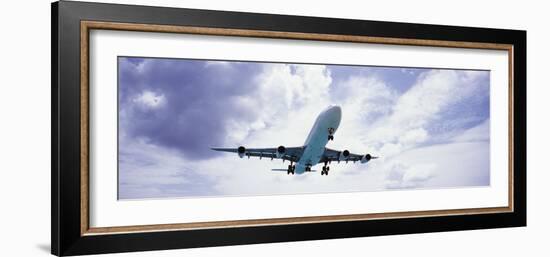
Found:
[321,166,330,175]
[305,166,312,172]
[287,164,296,175]
[328,135,334,141]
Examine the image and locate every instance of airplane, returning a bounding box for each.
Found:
[211,105,378,176]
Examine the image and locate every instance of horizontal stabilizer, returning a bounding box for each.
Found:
[271,169,317,172]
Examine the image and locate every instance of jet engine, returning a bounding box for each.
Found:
[237,146,246,158]
[339,150,350,161]
[276,145,286,158]
[361,154,372,163]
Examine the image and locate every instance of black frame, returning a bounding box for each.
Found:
[52,1,526,256]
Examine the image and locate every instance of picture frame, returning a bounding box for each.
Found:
[51,1,526,256]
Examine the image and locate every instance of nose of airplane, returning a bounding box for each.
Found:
[323,106,342,124]
[327,105,342,117]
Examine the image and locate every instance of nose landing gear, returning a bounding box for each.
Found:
[328,127,335,141]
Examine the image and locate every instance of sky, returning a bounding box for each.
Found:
[118,57,491,200]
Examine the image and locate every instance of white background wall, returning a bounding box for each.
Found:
[0,0,547,256]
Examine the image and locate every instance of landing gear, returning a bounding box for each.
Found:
[328,127,335,141]
[287,163,296,174]
[305,165,312,172]
[321,165,330,175]
[321,161,330,175]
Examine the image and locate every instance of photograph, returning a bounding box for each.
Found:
[118,57,491,199]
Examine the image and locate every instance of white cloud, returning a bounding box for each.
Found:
[204,61,231,67]
[384,161,437,189]
[363,70,488,157]
[453,119,490,142]
[119,145,187,198]
[399,128,428,145]
[327,76,397,153]
[133,90,165,109]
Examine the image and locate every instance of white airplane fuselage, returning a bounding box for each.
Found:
[211,104,376,175]
[294,105,342,174]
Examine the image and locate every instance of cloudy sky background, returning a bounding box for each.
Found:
[118,57,490,200]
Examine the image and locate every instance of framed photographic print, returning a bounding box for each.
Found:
[51,1,526,256]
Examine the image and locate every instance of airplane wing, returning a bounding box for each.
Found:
[211,146,304,162]
[320,147,377,163]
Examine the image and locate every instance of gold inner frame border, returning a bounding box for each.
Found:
[79,20,514,236]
